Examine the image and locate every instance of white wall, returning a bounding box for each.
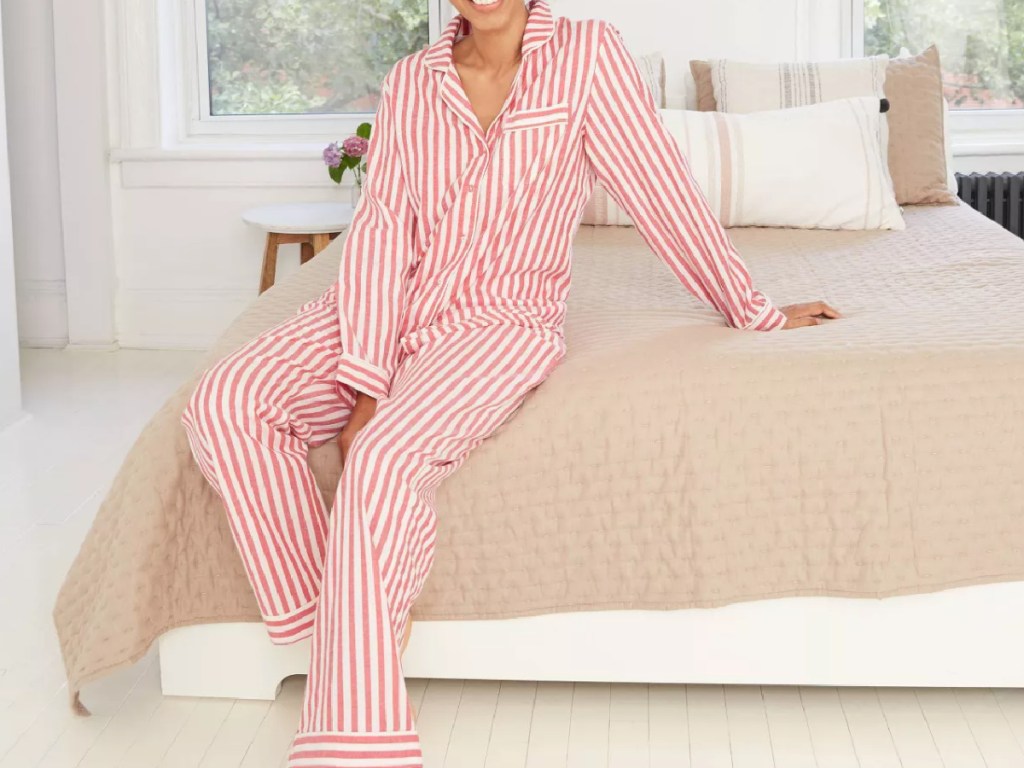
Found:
[557,0,846,104]
[0,7,25,428]
[1,0,67,347]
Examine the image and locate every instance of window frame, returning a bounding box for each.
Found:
[846,0,1024,157]
[171,0,450,143]
[146,0,1023,157]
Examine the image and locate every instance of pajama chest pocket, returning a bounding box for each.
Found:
[500,102,571,180]
[503,102,570,132]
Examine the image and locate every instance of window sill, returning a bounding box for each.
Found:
[948,109,1024,157]
[110,145,329,163]
[952,139,1024,157]
[111,145,354,189]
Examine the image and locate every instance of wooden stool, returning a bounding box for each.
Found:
[242,202,355,294]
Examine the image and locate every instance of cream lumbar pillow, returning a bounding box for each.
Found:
[659,98,904,230]
[582,98,904,231]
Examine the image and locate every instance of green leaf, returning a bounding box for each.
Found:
[328,164,343,184]
[356,121,372,139]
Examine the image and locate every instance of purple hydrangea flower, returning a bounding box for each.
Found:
[342,136,369,158]
[322,141,343,167]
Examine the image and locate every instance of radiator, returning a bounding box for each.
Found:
[956,172,1024,239]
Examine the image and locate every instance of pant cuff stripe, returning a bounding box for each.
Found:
[265,597,319,626]
[267,620,314,644]
[289,732,423,767]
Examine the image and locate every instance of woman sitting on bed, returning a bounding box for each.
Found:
[180,0,841,765]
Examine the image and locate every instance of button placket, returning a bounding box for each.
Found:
[460,152,486,241]
[461,184,476,239]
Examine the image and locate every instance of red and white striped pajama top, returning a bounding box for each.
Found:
[334,0,787,403]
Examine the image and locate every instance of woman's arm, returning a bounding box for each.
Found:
[581,22,788,332]
[335,65,418,399]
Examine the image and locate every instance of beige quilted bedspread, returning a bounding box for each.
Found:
[54,203,1024,707]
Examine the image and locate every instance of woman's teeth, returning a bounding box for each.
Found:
[472,0,500,5]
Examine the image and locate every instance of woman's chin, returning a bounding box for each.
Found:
[465,0,507,16]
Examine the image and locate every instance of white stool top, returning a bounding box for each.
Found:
[242,202,355,234]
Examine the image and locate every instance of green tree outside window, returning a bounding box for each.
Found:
[205,0,429,115]
[864,0,1024,108]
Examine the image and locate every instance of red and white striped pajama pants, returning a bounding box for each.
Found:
[180,282,563,767]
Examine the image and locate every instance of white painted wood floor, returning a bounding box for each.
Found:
[4,348,1024,767]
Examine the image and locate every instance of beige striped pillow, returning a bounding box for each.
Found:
[706,56,889,113]
[634,51,666,110]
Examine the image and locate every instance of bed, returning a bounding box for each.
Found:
[54,201,1024,709]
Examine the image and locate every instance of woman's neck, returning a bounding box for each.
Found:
[455,2,529,71]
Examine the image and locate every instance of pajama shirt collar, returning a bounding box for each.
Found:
[422,0,557,73]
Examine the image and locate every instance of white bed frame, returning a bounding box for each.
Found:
[158,581,1024,699]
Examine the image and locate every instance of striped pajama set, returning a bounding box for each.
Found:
[180,1,788,765]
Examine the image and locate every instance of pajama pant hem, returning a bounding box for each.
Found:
[265,596,319,644]
[288,730,423,768]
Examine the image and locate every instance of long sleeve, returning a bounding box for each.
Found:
[582,23,788,332]
[334,66,418,399]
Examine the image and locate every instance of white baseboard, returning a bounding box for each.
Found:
[0,408,32,432]
[116,288,254,349]
[15,278,68,347]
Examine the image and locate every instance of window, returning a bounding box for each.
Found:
[185,0,448,135]
[201,0,431,116]
[863,0,1024,109]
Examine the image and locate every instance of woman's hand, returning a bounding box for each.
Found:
[338,392,378,467]
[779,301,842,329]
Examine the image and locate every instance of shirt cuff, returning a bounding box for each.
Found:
[336,352,391,400]
[740,294,789,332]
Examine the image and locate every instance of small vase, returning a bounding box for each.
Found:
[350,182,362,209]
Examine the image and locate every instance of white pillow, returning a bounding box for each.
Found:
[661,98,903,230]
[583,98,904,231]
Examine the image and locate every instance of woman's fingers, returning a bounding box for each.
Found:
[779,301,842,329]
[785,301,841,319]
[784,315,820,329]
[813,301,842,319]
